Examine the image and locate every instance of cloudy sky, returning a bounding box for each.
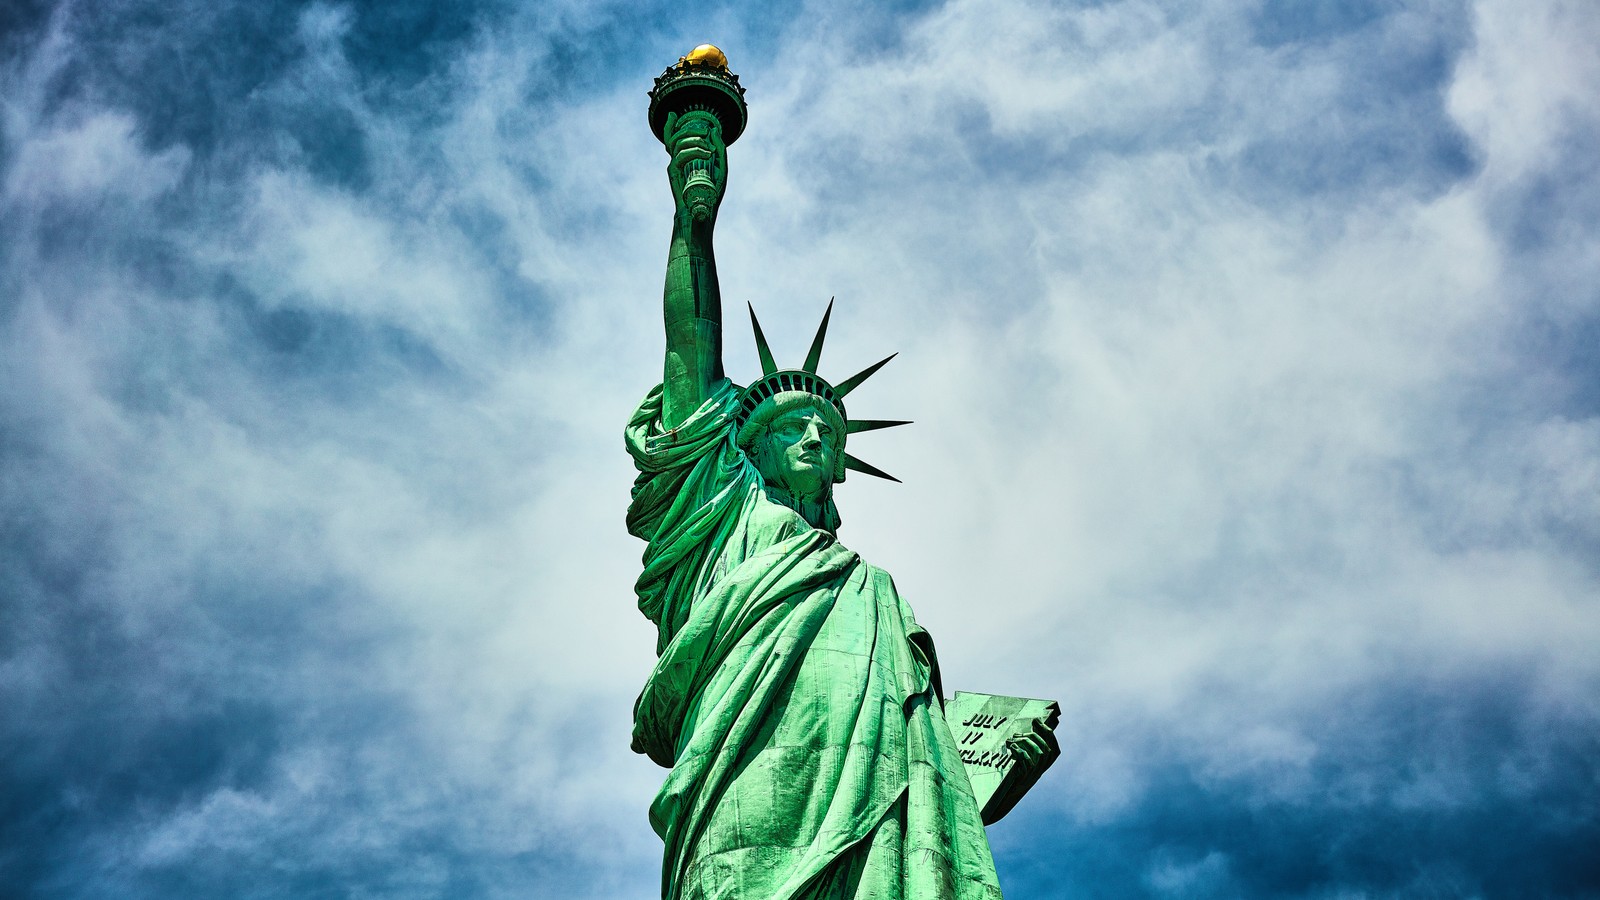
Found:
[3,0,1598,897]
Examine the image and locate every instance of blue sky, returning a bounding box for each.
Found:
[2,0,1598,897]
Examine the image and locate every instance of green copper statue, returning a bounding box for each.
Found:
[627,45,1059,899]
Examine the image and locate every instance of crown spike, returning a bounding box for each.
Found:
[834,353,897,398]
[843,453,901,483]
[847,419,912,434]
[747,303,778,376]
[802,297,834,374]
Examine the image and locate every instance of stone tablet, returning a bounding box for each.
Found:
[946,691,1062,823]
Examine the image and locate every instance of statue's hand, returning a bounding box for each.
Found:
[664,110,728,224]
[981,718,1061,825]
[1005,718,1061,778]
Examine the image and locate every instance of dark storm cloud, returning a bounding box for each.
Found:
[0,1,615,896]
[994,668,1600,897]
[30,0,494,162]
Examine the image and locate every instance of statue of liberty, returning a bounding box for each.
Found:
[626,46,1059,900]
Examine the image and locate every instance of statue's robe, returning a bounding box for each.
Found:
[627,380,1002,900]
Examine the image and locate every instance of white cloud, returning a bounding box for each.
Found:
[1449,0,1600,187]
[3,111,189,206]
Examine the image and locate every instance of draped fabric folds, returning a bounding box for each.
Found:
[626,380,1003,900]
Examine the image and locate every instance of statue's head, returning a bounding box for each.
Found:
[737,392,847,502]
[734,301,909,524]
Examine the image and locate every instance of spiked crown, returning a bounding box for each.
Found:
[736,300,909,483]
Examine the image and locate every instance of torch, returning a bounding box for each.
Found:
[648,44,748,221]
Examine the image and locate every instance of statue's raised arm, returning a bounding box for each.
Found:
[660,108,728,429]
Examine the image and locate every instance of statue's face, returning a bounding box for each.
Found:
[755,406,839,501]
